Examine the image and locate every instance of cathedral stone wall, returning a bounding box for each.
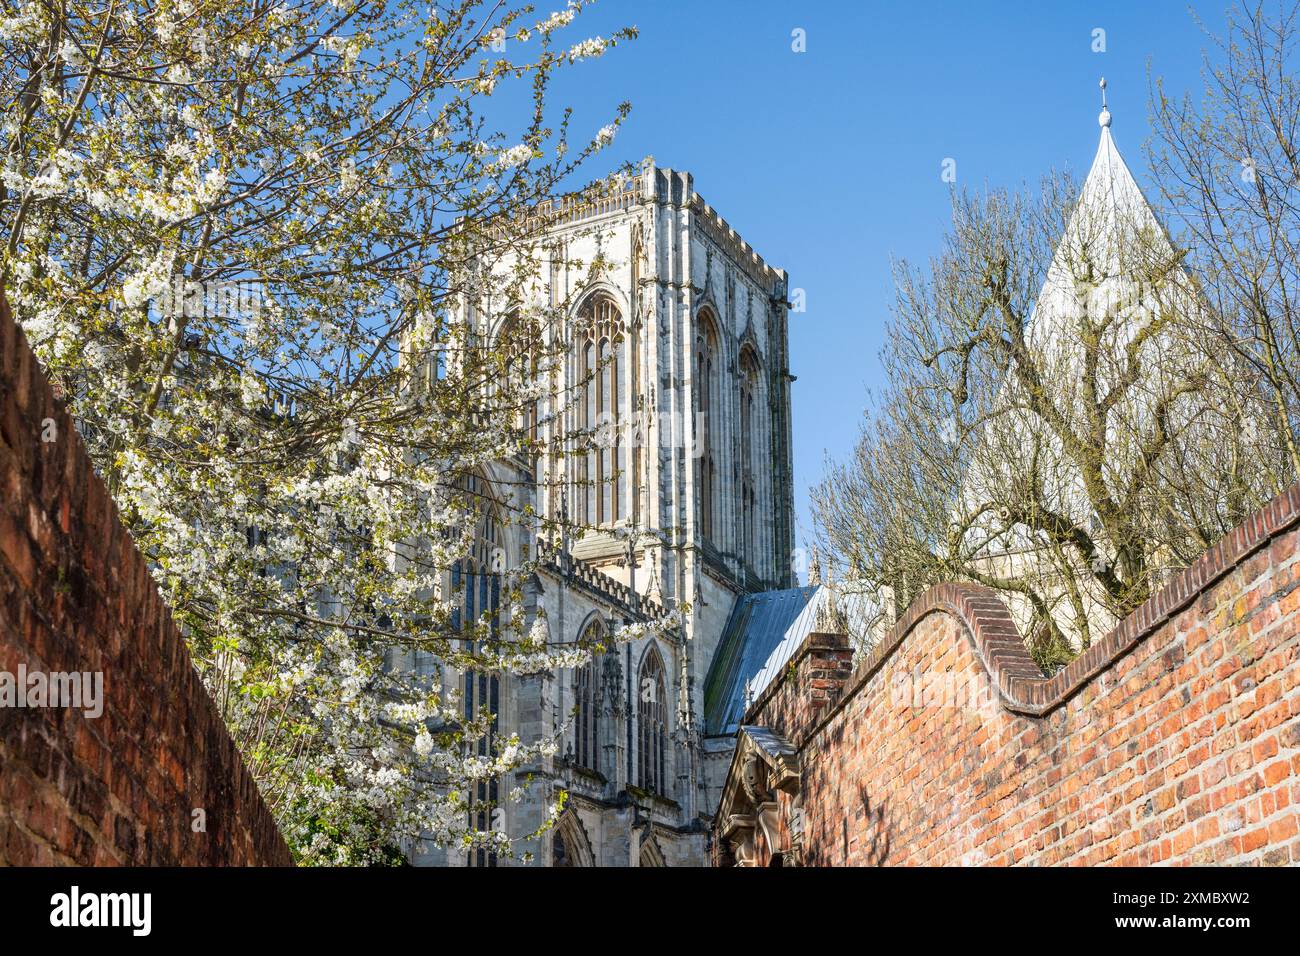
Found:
[0,293,292,866]
[718,483,1300,867]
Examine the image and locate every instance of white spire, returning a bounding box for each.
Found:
[1020,77,1166,349]
[1081,78,1148,228]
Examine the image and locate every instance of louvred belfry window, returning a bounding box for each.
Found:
[573,623,604,774]
[695,311,720,542]
[740,347,760,567]
[497,309,540,471]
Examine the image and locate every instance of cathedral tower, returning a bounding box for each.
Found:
[415,159,796,866]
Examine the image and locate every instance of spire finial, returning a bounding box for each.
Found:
[1098,77,1112,129]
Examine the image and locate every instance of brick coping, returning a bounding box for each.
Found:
[747,482,1300,732]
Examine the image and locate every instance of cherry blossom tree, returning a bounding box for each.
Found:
[1,0,664,864]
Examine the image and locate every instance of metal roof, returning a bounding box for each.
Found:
[745,585,880,708]
[702,587,815,736]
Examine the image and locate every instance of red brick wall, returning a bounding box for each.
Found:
[0,293,292,865]
[732,486,1300,866]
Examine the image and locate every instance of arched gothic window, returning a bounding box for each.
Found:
[639,837,665,867]
[694,310,720,542]
[552,812,594,867]
[453,472,503,867]
[573,619,604,773]
[577,293,626,526]
[637,647,668,795]
[739,347,760,567]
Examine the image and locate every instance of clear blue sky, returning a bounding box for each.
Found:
[534,0,1214,554]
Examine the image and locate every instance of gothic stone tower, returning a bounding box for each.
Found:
[416,159,796,866]
[538,159,798,703]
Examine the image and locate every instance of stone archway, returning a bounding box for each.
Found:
[638,829,666,867]
[552,810,596,867]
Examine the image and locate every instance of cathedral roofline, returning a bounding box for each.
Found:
[487,157,790,299]
[643,156,789,297]
[537,538,671,623]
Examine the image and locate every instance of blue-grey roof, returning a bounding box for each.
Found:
[745,585,880,706]
[703,587,816,736]
[704,584,884,737]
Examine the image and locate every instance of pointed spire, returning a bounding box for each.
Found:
[808,547,822,586]
[1080,74,1150,225]
[1019,74,1168,348]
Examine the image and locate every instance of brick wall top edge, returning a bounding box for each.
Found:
[744,478,1300,735]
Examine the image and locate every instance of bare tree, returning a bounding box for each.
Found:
[1150,0,1300,477]
[816,161,1285,670]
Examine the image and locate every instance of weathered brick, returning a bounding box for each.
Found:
[720,476,1300,866]
[0,292,291,868]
